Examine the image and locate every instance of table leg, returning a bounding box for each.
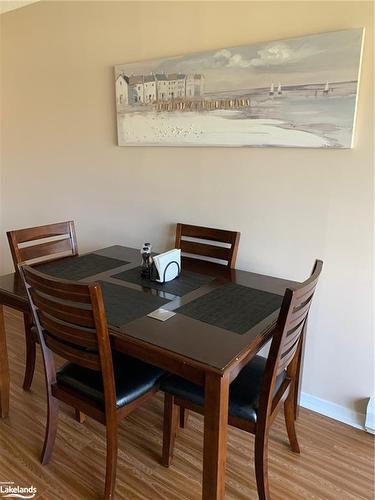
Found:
[202,371,230,500]
[0,305,10,418]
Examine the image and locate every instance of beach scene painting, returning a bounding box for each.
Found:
[115,29,364,148]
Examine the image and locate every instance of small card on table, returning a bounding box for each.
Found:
[147,308,176,322]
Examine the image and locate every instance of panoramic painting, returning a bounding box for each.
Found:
[114,29,364,148]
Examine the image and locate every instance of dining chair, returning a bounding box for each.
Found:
[175,223,241,428]
[7,221,78,391]
[161,260,323,500]
[175,223,240,269]
[19,265,166,500]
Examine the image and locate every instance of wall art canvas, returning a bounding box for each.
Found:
[114,29,364,148]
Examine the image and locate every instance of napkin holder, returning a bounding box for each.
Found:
[151,249,181,283]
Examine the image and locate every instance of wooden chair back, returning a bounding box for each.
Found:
[175,223,240,268]
[7,221,78,269]
[260,260,323,419]
[19,265,116,409]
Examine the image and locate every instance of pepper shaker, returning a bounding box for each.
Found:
[140,243,152,278]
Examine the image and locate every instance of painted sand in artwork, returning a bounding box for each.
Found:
[114,29,364,148]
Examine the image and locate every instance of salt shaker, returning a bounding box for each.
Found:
[141,243,152,278]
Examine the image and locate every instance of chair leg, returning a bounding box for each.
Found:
[254,428,271,500]
[162,393,179,467]
[75,409,86,423]
[284,387,300,453]
[41,394,59,465]
[179,406,189,429]
[104,422,118,500]
[22,313,36,391]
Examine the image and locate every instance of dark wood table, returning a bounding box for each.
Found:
[0,245,296,500]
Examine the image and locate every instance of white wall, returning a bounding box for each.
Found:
[1,1,373,425]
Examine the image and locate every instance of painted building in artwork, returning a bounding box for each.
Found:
[167,74,178,100]
[128,75,144,104]
[143,75,157,103]
[115,72,204,106]
[185,74,195,98]
[186,74,204,98]
[176,74,186,98]
[115,74,129,107]
[155,74,169,101]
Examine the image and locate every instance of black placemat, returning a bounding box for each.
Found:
[99,281,171,327]
[37,254,128,281]
[176,283,283,335]
[112,266,215,297]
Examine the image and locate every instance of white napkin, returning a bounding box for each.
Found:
[153,249,181,283]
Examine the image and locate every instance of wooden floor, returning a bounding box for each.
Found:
[0,307,373,500]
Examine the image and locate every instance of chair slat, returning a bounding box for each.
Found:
[180,240,231,261]
[290,295,314,324]
[44,333,100,370]
[178,223,237,243]
[277,351,297,375]
[294,277,320,300]
[287,304,311,330]
[294,288,314,308]
[9,221,74,244]
[286,317,305,338]
[277,339,300,375]
[30,289,95,328]
[19,237,73,263]
[175,223,240,268]
[27,276,90,304]
[7,221,78,270]
[24,267,90,300]
[39,312,98,349]
[280,334,300,360]
[283,321,305,350]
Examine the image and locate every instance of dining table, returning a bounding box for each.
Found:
[0,244,298,500]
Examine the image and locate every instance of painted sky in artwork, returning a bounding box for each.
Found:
[115,29,364,92]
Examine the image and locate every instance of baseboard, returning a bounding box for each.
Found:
[300,392,366,431]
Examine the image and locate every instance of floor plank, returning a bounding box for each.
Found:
[0,307,373,499]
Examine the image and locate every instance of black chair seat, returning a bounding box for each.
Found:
[161,355,285,423]
[57,352,166,409]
